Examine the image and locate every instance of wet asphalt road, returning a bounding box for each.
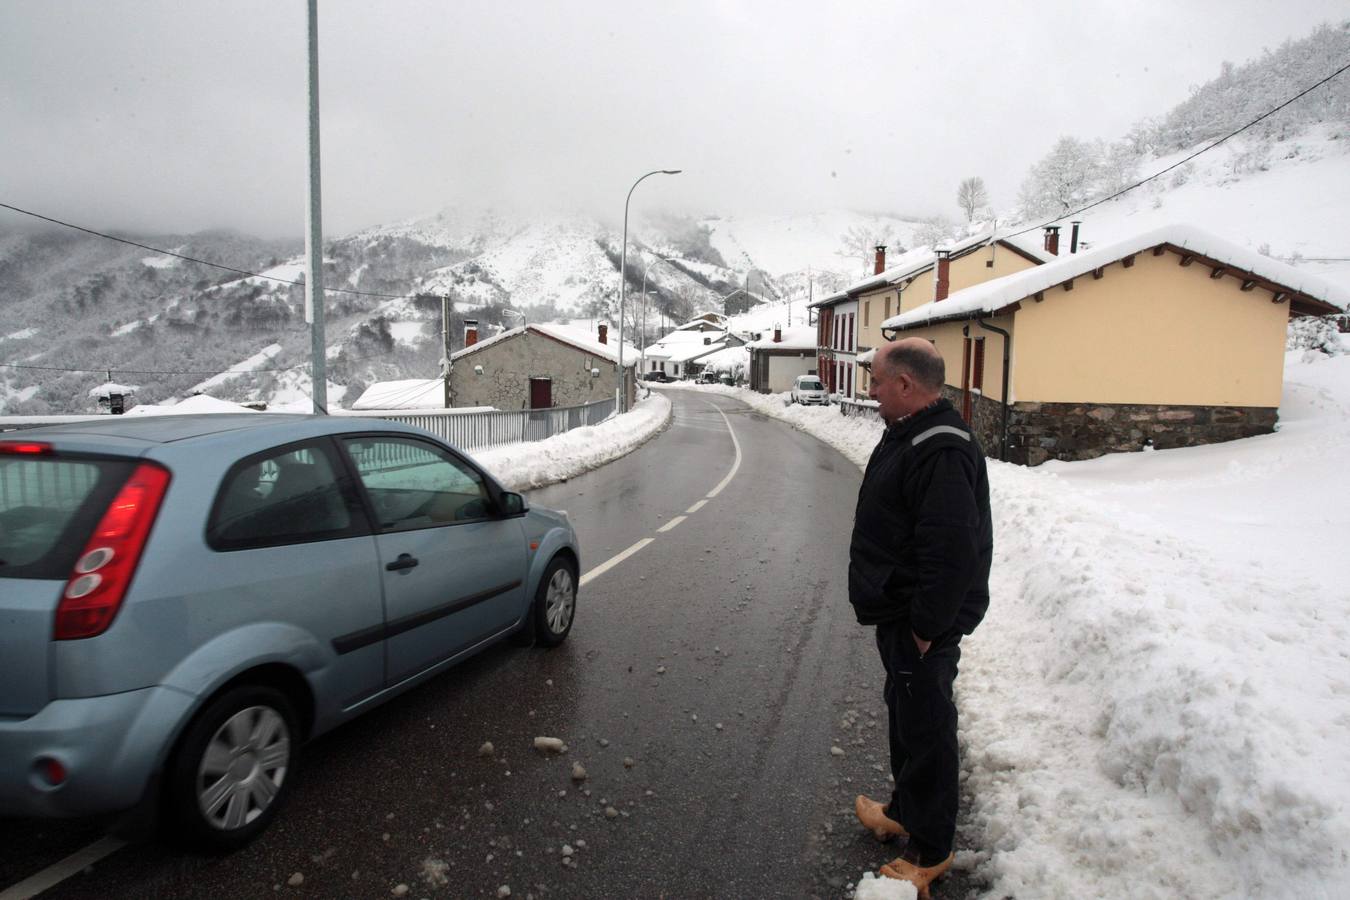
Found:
[1,388,981,899]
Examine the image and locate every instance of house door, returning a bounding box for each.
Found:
[529,377,552,409]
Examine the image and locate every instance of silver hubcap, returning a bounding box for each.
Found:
[545,568,575,634]
[197,705,289,831]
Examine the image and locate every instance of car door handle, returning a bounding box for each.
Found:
[385,553,419,572]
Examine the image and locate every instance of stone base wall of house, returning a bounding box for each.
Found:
[940,387,1007,459]
[941,388,1277,466]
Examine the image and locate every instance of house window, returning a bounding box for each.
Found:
[848,314,855,351]
[864,301,870,328]
[884,296,891,319]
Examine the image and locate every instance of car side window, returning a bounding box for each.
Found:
[208,441,364,551]
[341,436,493,533]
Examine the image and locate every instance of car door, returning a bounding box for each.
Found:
[338,434,527,687]
[205,439,385,712]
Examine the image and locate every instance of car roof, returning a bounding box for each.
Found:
[11,413,424,447]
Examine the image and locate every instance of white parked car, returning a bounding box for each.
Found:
[789,375,829,405]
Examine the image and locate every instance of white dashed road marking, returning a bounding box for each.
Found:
[579,397,742,585]
[0,836,127,900]
[579,538,654,586]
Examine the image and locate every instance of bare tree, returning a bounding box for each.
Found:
[956,177,989,222]
[1018,136,1105,220]
[835,224,877,277]
[911,216,960,250]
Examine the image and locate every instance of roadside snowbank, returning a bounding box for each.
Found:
[672,355,1350,897]
[475,391,671,491]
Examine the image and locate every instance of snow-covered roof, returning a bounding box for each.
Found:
[662,338,731,364]
[883,224,1350,333]
[812,231,1055,308]
[351,379,445,410]
[125,394,258,416]
[89,381,138,398]
[697,344,750,372]
[856,348,877,366]
[645,328,738,363]
[746,325,817,351]
[451,323,636,367]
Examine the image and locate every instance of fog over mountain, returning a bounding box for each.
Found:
[1,19,1347,414]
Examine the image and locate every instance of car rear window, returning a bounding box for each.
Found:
[0,455,136,579]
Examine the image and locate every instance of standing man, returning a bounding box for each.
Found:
[849,338,993,896]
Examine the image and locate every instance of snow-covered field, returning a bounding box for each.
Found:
[670,343,1350,898]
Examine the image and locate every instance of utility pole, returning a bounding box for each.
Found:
[304,0,327,414]
[441,295,453,408]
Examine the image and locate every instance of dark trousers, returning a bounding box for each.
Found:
[875,620,961,864]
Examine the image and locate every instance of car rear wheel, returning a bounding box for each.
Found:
[534,557,576,647]
[166,685,298,851]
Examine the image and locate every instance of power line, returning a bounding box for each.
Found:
[1007,58,1350,240]
[0,201,441,302]
[1,345,409,377]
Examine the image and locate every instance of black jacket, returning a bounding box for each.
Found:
[848,399,992,638]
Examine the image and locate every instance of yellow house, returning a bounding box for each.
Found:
[825,232,1052,399]
[878,224,1346,465]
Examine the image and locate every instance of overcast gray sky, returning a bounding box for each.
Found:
[2,0,1345,238]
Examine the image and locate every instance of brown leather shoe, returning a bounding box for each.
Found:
[878,851,954,900]
[854,794,908,842]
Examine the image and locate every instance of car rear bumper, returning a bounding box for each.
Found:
[0,685,194,818]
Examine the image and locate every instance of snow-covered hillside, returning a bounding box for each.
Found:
[1054,123,1350,292]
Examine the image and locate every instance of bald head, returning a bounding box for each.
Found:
[876,338,945,391]
[868,338,946,425]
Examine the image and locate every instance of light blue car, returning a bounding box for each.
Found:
[0,414,579,849]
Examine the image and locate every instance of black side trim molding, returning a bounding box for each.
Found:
[331,579,522,655]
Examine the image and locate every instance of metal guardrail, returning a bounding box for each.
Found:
[336,398,618,451]
[1,398,618,452]
[838,397,882,422]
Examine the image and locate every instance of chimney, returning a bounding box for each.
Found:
[597,323,608,344]
[773,326,782,343]
[1070,221,1082,254]
[1043,225,1060,256]
[874,244,887,275]
[934,250,951,302]
[464,318,479,347]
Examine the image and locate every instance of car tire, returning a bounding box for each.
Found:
[533,556,577,647]
[165,684,299,852]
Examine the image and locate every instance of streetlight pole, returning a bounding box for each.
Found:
[619,169,681,412]
[640,256,677,373]
[640,290,658,373]
[304,0,326,414]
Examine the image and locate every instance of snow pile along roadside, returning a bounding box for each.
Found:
[679,358,1350,897]
[475,391,671,491]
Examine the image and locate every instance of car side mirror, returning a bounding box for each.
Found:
[498,491,527,516]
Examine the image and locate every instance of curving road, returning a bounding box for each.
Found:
[1,389,977,899]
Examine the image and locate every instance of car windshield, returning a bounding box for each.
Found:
[798,380,823,391]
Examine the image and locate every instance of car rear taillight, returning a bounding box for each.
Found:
[54,462,171,640]
[0,440,53,455]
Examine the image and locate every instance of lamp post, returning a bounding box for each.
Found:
[640,257,677,370]
[619,169,681,412]
[640,290,658,373]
